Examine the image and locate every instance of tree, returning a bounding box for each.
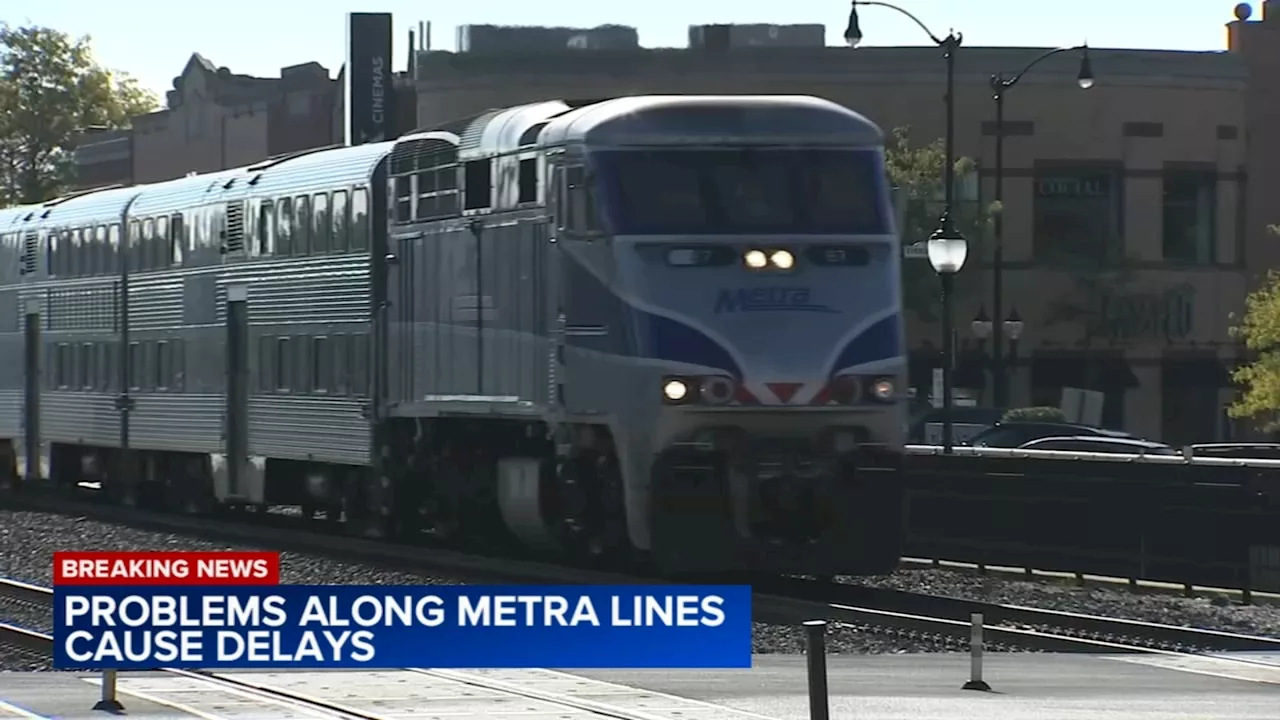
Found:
[884,126,987,321]
[0,23,158,206]
[1003,406,1067,423]
[1228,224,1280,429]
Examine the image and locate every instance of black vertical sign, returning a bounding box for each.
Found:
[346,12,395,146]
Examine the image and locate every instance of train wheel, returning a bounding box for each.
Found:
[108,450,140,507]
[594,452,632,563]
[552,455,589,559]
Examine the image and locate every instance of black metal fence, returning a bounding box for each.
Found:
[900,447,1280,596]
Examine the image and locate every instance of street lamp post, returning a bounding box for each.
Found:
[989,46,1094,408]
[845,1,969,452]
[928,237,968,453]
[845,2,964,247]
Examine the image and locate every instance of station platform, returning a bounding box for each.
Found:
[0,653,1277,720]
[582,652,1280,719]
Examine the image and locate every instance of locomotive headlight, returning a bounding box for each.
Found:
[663,379,689,401]
[769,249,795,270]
[700,376,735,405]
[871,378,895,401]
[744,250,768,269]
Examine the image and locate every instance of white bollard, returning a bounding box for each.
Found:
[93,669,126,712]
[962,612,992,691]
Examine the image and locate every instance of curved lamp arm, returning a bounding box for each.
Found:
[847,1,957,47]
[993,44,1093,94]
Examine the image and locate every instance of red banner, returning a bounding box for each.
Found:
[53,551,280,585]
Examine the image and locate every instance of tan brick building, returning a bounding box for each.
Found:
[73,4,1280,443]
[74,54,343,188]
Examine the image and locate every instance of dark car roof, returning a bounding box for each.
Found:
[1021,436,1175,452]
[971,421,1131,438]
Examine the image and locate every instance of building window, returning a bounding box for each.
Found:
[1162,170,1216,265]
[1033,167,1122,264]
[1161,355,1225,444]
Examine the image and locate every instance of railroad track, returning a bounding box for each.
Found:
[8,559,1280,662]
[6,490,1280,658]
[766,578,1280,653]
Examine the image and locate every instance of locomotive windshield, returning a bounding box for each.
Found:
[592,147,889,235]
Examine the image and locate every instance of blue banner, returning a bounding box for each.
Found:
[54,584,752,669]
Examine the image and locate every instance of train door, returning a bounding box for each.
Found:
[385,226,416,404]
[220,283,252,501]
[21,283,41,484]
[548,153,614,412]
[545,157,566,413]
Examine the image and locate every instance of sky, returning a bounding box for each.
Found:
[1,0,1254,97]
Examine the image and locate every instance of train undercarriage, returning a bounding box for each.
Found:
[0,417,906,577]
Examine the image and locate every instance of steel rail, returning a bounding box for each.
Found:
[6,492,1279,657]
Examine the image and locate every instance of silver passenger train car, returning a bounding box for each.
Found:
[0,95,907,575]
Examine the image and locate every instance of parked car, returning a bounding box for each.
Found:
[1188,443,1280,460]
[965,421,1134,449]
[1018,435,1179,455]
[908,406,1004,444]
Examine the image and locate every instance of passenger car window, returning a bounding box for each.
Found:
[277,198,294,255]
[350,188,368,251]
[294,195,311,255]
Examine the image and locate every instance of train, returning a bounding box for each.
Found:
[0,94,908,576]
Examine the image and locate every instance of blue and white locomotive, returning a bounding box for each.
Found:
[0,94,906,575]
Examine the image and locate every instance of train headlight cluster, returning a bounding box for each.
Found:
[661,375,737,405]
[743,249,795,271]
[821,375,898,405]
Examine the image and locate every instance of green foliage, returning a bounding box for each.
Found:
[1002,406,1068,423]
[1229,226,1280,428]
[0,23,158,206]
[884,126,988,320]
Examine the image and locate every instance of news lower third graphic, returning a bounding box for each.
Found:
[51,552,753,670]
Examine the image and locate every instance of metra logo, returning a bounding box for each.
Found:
[714,287,838,314]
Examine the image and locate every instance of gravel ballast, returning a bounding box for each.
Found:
[6,508,1277,671]
[849,570,1280,638]
[0,509,964,670]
